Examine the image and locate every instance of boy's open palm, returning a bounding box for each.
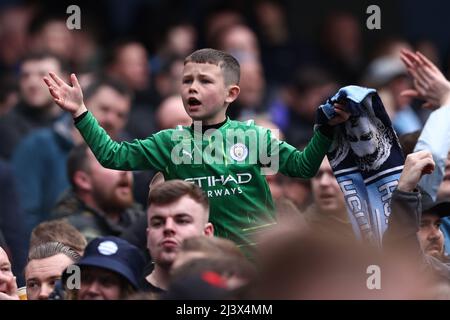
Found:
[43,72,86,117]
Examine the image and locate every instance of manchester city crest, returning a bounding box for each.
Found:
[230,143,248,161]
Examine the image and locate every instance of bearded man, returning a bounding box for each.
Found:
[52,144,145,241]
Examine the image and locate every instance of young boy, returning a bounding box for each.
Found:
[43,48,349,250]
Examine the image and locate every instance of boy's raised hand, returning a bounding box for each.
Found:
[43,72,87,117]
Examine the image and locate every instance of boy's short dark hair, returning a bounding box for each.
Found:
[184,48,240,85]
[148,180,209,213]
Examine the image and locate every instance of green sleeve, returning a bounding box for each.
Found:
[75,111,168,171]
[274,129,332,178]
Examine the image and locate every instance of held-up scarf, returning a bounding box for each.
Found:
[316,86,405,246]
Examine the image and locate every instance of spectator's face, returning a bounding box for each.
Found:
[39,21,74,60]
[221,26,260,59]
[147,195,212,267]
[87,86,130,140]
[417,214,445,260]
[156,95,192,130]
[86,149,134,212]
[166,25,196,57]
[181,62,235,124]
[78,267,123,300]
[114,43,149,91]
[311,158,346,213]
[25,254,73,300]
[345,117,377,157]
[20,57,61,108]
[237,60,265,108]
[0,247,15,294]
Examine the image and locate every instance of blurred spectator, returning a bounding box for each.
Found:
[105,40,157,139]
[52,144,145,242]
[253,0,313,86]
[167,236,254,298]
[65,236,144,300]
[151,23,197,75]
[0,5,34,73]
[25,242,80,300]
[396,48,450,256]
[153,55,185,101]
[216,24,260,61]
[385,151,450,295]
[281,176,312,211]
[30,220,87,256]
[0,52,68,159]
[71,18,103,74]
[106,40,149,93]
[319,11,364,84]
[248,226,432,299]
[28,14,75,64]
[11,77,132,233]
[276,65,337,146]
[302,158,354,240]
[436,152,450,199]
[372,37,413,61]
[171,236,250,274]
[156,95,192,130]
[437,153,450,257]
[204,8,245,49]
[363,54,422,135]
[0,160,28,287]
[274,197,304,223]
[227,56,276,120]
[161,268,230,300]
[0,75,18,117]
[0,246,19,300]
[141,180,213,294]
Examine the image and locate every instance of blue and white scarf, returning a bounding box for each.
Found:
[317,86,405,246]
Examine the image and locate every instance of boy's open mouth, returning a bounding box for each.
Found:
[188,97,201,106]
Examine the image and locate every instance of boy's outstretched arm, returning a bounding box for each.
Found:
[43,72,167,172]
[43,72,87,117]
[276,103,350,178]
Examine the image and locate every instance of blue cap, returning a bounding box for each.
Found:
[75,236,145,289]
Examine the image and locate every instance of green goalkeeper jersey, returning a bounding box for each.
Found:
[76,112,332,248]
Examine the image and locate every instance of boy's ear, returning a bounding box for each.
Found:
[225,85,240,104]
